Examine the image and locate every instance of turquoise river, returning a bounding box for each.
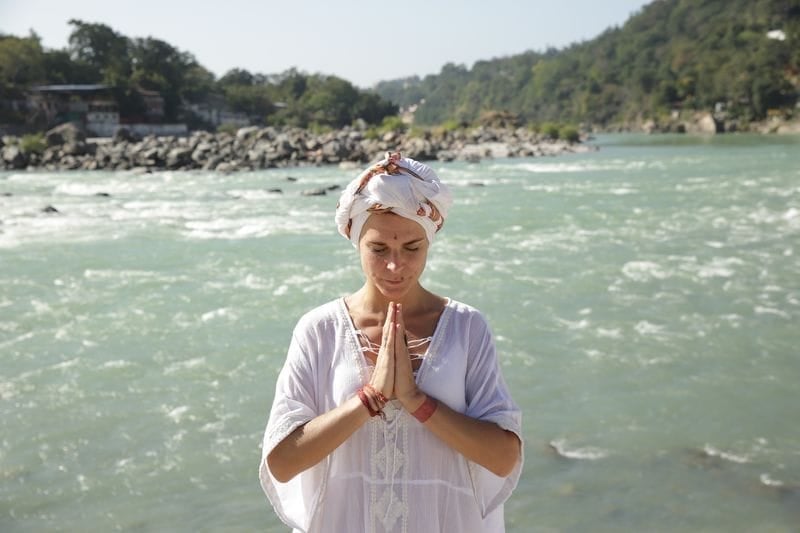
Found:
[1,134,799,532]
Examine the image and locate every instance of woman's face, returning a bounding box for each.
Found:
[358,213,429,301]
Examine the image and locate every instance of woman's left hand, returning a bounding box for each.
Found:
[392,304,425,410]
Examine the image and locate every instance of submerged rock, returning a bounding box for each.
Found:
[301,187,327,197]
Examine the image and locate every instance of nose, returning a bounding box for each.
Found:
[386,252,401,272]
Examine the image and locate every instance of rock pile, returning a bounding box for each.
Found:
[1,122,589,172]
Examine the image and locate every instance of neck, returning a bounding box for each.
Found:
[352,283,428,315]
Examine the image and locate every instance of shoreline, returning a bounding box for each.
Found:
[0,124,593,173]
[599,112,800,135]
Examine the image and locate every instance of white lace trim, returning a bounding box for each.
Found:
[337,297,455,533]
[370,402,410,533]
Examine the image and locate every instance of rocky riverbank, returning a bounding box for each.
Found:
[0,123,592,172]
[605,111,800,135]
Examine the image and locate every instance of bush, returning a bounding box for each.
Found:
[559,126,580,143]
[216,123,239,135]
[540,122,560,140]
[20,133,46,155]
[429,119,465,139]
[440,119,463,133]
[407,126,428,139]
[308,122,333,135]
[377,115,407,135]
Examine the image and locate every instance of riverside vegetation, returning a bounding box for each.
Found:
[3,0,799,136]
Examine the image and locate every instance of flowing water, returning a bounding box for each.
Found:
[1,134,799,532]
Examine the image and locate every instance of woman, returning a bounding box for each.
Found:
[260,152,523,532]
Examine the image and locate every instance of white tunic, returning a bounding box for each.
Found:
[259,298,523,533]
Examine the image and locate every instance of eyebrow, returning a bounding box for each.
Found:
[367,238,425,246]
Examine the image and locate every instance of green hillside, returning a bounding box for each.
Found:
[375,0,800,128]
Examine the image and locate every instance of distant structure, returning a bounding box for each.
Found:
[28,84,187,137]
[185,93,251,129]
[29,84,118,134]
[766,29,786,41]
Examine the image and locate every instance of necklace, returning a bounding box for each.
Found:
[355,330,432,361]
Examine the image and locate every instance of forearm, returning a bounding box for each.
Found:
[267,395,370,482]
[403,393,521,477]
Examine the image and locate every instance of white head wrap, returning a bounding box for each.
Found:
[335,152,453,246]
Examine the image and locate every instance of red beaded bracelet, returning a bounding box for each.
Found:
[364,384,388,406]
[357,387,385,420]
[411,395,438,423]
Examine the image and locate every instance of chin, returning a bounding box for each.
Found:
[377,282,410,299]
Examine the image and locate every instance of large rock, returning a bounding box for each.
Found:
[236,126,260,141]
[45,122,86,147]
[2,145,27,169]
[166,147,193,169]
[693,113,722,134]
[191,141,215,164]
[61,141,91,156]
[137,147,162,167]
[321,139,347,161]
[113,127,139,143]
[776,119,800,134]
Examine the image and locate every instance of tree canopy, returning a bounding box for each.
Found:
[0,21,397,129]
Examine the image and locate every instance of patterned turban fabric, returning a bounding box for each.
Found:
[335,152,453,246]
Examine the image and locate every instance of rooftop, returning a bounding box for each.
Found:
[32,84,111,92]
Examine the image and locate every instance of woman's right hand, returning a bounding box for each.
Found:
[369,302,396,402]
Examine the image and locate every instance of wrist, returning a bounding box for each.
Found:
[408,393,438,424]
[356,387,385,420]
[399,390,426,413]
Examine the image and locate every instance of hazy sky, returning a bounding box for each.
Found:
[1,0,652,88]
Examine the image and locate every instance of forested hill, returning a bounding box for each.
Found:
[374,0,800,127]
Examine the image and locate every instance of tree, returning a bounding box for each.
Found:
[223,84,274,119]
[218,68,255,87]
[0,33,45,89]
[129,37,198,120]
[67,19,131,83]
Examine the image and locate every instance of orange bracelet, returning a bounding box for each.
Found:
[411,395,438,423]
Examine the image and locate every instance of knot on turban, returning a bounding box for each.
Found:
[335,152,452,246]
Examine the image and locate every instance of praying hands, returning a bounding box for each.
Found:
[364,302,427,415]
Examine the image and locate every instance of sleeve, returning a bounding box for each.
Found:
[462,311,524,518]
[258,325,327,532]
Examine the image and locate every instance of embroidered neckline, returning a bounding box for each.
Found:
[338,297,453,381]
